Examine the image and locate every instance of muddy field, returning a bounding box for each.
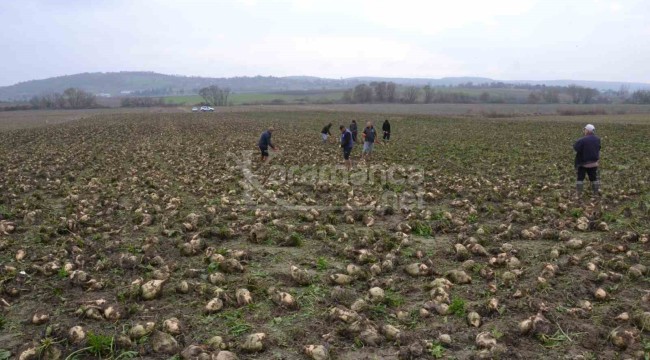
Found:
[0,110,648,360]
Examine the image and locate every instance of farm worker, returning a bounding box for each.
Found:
[340,125,354,170]
[361,121,377,160]
[321,123,333,143]
[258,127,278,163]
[382,119,391,142]
[349,120,358,143]
[573,124,601,196]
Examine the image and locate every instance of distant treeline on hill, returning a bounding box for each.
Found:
[0,88,183,111]
[3,71,650,102]
[28,88,98,110]
[3,85,650,111]
[341,81,650,105]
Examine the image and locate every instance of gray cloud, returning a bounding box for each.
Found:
[1,0,648,86]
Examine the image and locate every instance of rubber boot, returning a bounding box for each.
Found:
[591,181,600,196]
[576,182,584,198]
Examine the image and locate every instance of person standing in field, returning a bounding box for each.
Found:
[340,125,354,170]
[382,119,391,143]
[258,126,278,163]
[361,121,376,161]
[573,124,601,196]
[321,123,333,143]
[350,120,358,143]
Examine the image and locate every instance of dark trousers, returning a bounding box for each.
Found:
[576,167,598,182]
[383,131,390,140]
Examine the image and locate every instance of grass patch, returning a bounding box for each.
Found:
[0,349,10,360]
[216,225,233,239]
[411,220,432,237]
[220,309,253,336]
[207,262,220,274]
[368,303,389,319]
[642,339,650,359]
[467,213,479,223]
[384,289,405,307]
[601,212,618,223]
[491,327,504,340]
[282,232,304,247]
[537,330,572,348]
[448,297,466,318]
[298,284,327,312]
[570,208,583,218]
[316,257,328,271]
[65,332,114,359]
[87,332,114,357]
[57,267,69,279]
[0,205,13,219]
[428,342,446,358]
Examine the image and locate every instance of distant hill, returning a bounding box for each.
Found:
[347,76,495,87]
[1,71,649,101]
[0,72,353,101]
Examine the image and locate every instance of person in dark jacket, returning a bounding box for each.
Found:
[258,127,278,163]
[340,125,354,170]
[321,123,332,143]
[350,120,358,143]
[573,124,601,196]
[382,119,391,142]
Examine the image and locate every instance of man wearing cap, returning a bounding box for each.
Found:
[258,127,278,163]
[573,124,601,196]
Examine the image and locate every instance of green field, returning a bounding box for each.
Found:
[166,91,344,106]
[164,87,546,106]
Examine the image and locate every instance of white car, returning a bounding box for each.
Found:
[200,106,214,112]
[191,107,199,112]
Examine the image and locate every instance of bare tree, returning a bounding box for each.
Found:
[567,85,581,104]
[630,90,650,104]
[543,88,560,103]
[401,86,420,103]
[342,90,353,103]
[64,88,96,108]
[372,81,388,102]
[618,84,630,98]
[199,85,231,106]
[64,88,83,108]
[353,84,373,103]
[423,85,435,103]
[527,92,541,104]
[53,93,66,109]
[29,88,96,109]
[386,82,397,102]
[567,85,599,104]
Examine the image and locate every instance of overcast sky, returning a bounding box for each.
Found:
[1,0,649,86]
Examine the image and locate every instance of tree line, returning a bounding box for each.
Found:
[628,90,650,104]
[341,82,618,104]
[29,88,98,109]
